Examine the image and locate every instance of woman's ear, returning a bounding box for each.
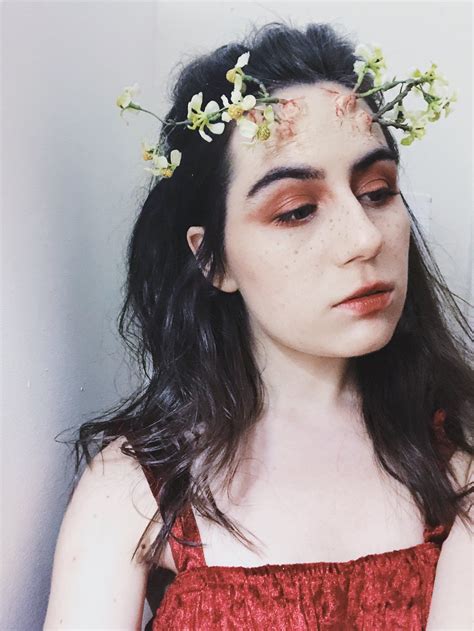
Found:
[186,226,239,293]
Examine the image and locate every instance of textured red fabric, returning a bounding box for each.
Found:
[146,409,456,630]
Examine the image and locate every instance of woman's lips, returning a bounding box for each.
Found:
[333,289,394,315]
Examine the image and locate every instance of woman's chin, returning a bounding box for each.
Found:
[338,322,397,357]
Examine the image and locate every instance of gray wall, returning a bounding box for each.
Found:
[1,2,472,629]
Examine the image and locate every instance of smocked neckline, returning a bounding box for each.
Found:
[174,539,440,578]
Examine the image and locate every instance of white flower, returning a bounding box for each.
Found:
[409,62,449,89]
[141,139,158,161]
[399,108,430,145]
[353,42,387,87]
[116,83,141,123]
[144,149,182,178]
[238,104,275,143]
[225,51,250,92]
[116,82,140,109]
[221,90,257,122]
[235,51,250,68]
[429,79,451,99]
[237,117,259,140]
[408,63,457,121]
[354,43,374,62]
[186,92,225,142]
[405,108,429,126]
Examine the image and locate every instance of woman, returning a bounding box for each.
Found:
[44,21,473,630]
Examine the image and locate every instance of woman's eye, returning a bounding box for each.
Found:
[360,187,400,205]
[274,204,317,225]
[273,188,400,227]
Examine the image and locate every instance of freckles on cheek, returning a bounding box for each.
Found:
[385,211,411,246]
[229,241,281,285]
[381,217,410,271]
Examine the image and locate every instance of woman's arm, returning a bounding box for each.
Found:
[426,451,473,631]
[43,438,162,630]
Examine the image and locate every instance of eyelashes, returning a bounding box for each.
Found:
[273,188,401,226]
[274,204,316,225]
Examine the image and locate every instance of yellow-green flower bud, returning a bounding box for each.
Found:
[256,124,271,141]
[226,69,237,83]
[227,104,244,119]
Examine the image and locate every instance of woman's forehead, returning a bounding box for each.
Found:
[227,81,386,190]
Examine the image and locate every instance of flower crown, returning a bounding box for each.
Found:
[116,43,457,181]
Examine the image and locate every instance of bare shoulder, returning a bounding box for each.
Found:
[67,436,164,547]
[43,437,170,630]
[425,449,473,629]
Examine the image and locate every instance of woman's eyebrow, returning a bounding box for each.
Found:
[245,146,399,200]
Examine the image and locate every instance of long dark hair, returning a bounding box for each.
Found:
[57,20,474,572]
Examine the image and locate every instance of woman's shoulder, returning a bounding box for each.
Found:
[67,436,162,541]
[81,436,168,556]
[61,436,168,568]
[98,437,177,572]
[44,437,169,628]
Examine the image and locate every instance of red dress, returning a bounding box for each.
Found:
[144,409,456,630]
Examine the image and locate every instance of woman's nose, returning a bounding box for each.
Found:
[332,190,384,263]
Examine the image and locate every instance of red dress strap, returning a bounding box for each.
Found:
[423,407,457,544]
[140,464,206,573]
[169,505,207,573]
[139,409,456,563]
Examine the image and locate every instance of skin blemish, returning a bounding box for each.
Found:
[267,96,309,148]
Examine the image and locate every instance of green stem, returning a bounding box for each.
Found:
[352,76,431,123]
[205,97,280,122]
[242,73,270,98]
[376,118,411,132]
[355,77,416,98]
[257,96,281,104]
[164,119,191,127]
[128,104,167,124]
[358,77,425,123]
[355,76,432,114]
[371,81,416,120]
[131,91,282,130]
[352,70,367,94]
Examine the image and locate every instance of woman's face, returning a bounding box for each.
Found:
[189,81,411,360]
